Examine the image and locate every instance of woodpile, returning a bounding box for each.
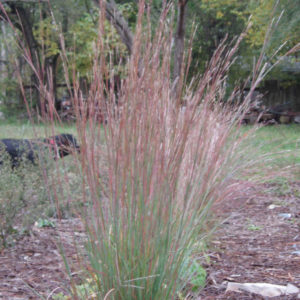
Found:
[57,97,300,126]
[58,97,107,123]
[243,109,300,125]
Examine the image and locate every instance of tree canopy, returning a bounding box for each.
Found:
[0,0,299,109]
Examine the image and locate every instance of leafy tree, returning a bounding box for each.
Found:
[185,0,299,86]
[0,0,299,111]
[67,10,128,78]
[240,0,300,86]
[186,0,248,76]
[246,0,300,53]
[0,0,129,108]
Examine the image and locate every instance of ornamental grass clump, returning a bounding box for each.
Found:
[2,1,284,298]
[73,4,260,300]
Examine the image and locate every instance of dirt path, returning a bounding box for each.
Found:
[0,182,299,299]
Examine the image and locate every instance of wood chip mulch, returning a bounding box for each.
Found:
[0,181,299,299]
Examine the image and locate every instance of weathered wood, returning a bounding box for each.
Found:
[279,115,290,124]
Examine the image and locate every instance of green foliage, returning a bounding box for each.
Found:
[180,258,207,292]
[0,148,51,248]
[117,1,138,26]
[186,0,248,74]
[0,152,24,248]
[246,0,300,52]
[36,218,56,228]
[185,0,300,85]
[0,153,84,248]
[0,78,20,107]
[0,123,82,248]
[1,0,299,112]
[33,4,129,81]
[33,17,60,58]
[67,12,98,76]
[67,11,127,77]
[0,25,23,106]
[52,278,97,299]
[247,223,262,231]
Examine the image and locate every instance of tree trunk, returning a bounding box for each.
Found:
[93,0,189,101]
[45,53,59,107]
[5,3,41,103]
[92,0,134,55]
[172,0,189,99]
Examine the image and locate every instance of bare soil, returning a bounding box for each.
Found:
[0,181,299,299]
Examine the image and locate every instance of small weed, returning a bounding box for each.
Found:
[246,218,262,231]
[274,183,291,197]
[247,224,262,231]
[180,259,207,292]
[0,151,26,247]
[36,218,56,228]
[0,145,82,247]
[52,279,97,300]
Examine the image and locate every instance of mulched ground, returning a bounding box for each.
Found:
[0,181,299,299]
[199,181,300,299]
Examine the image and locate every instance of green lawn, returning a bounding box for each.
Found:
[1,120,299,162]
[0,119,77,139]
[251,124,300,153]
[238,124,300,181]
[247,124,300,164]
[0,119,299,174]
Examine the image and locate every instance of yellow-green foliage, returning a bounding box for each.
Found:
[200,0,299,52]
[246,0,275,48]
[33,9,128,80]
[33,17,60,58]
[68,11,127,77]
[200,0,247,25]
[244,0,300,52]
